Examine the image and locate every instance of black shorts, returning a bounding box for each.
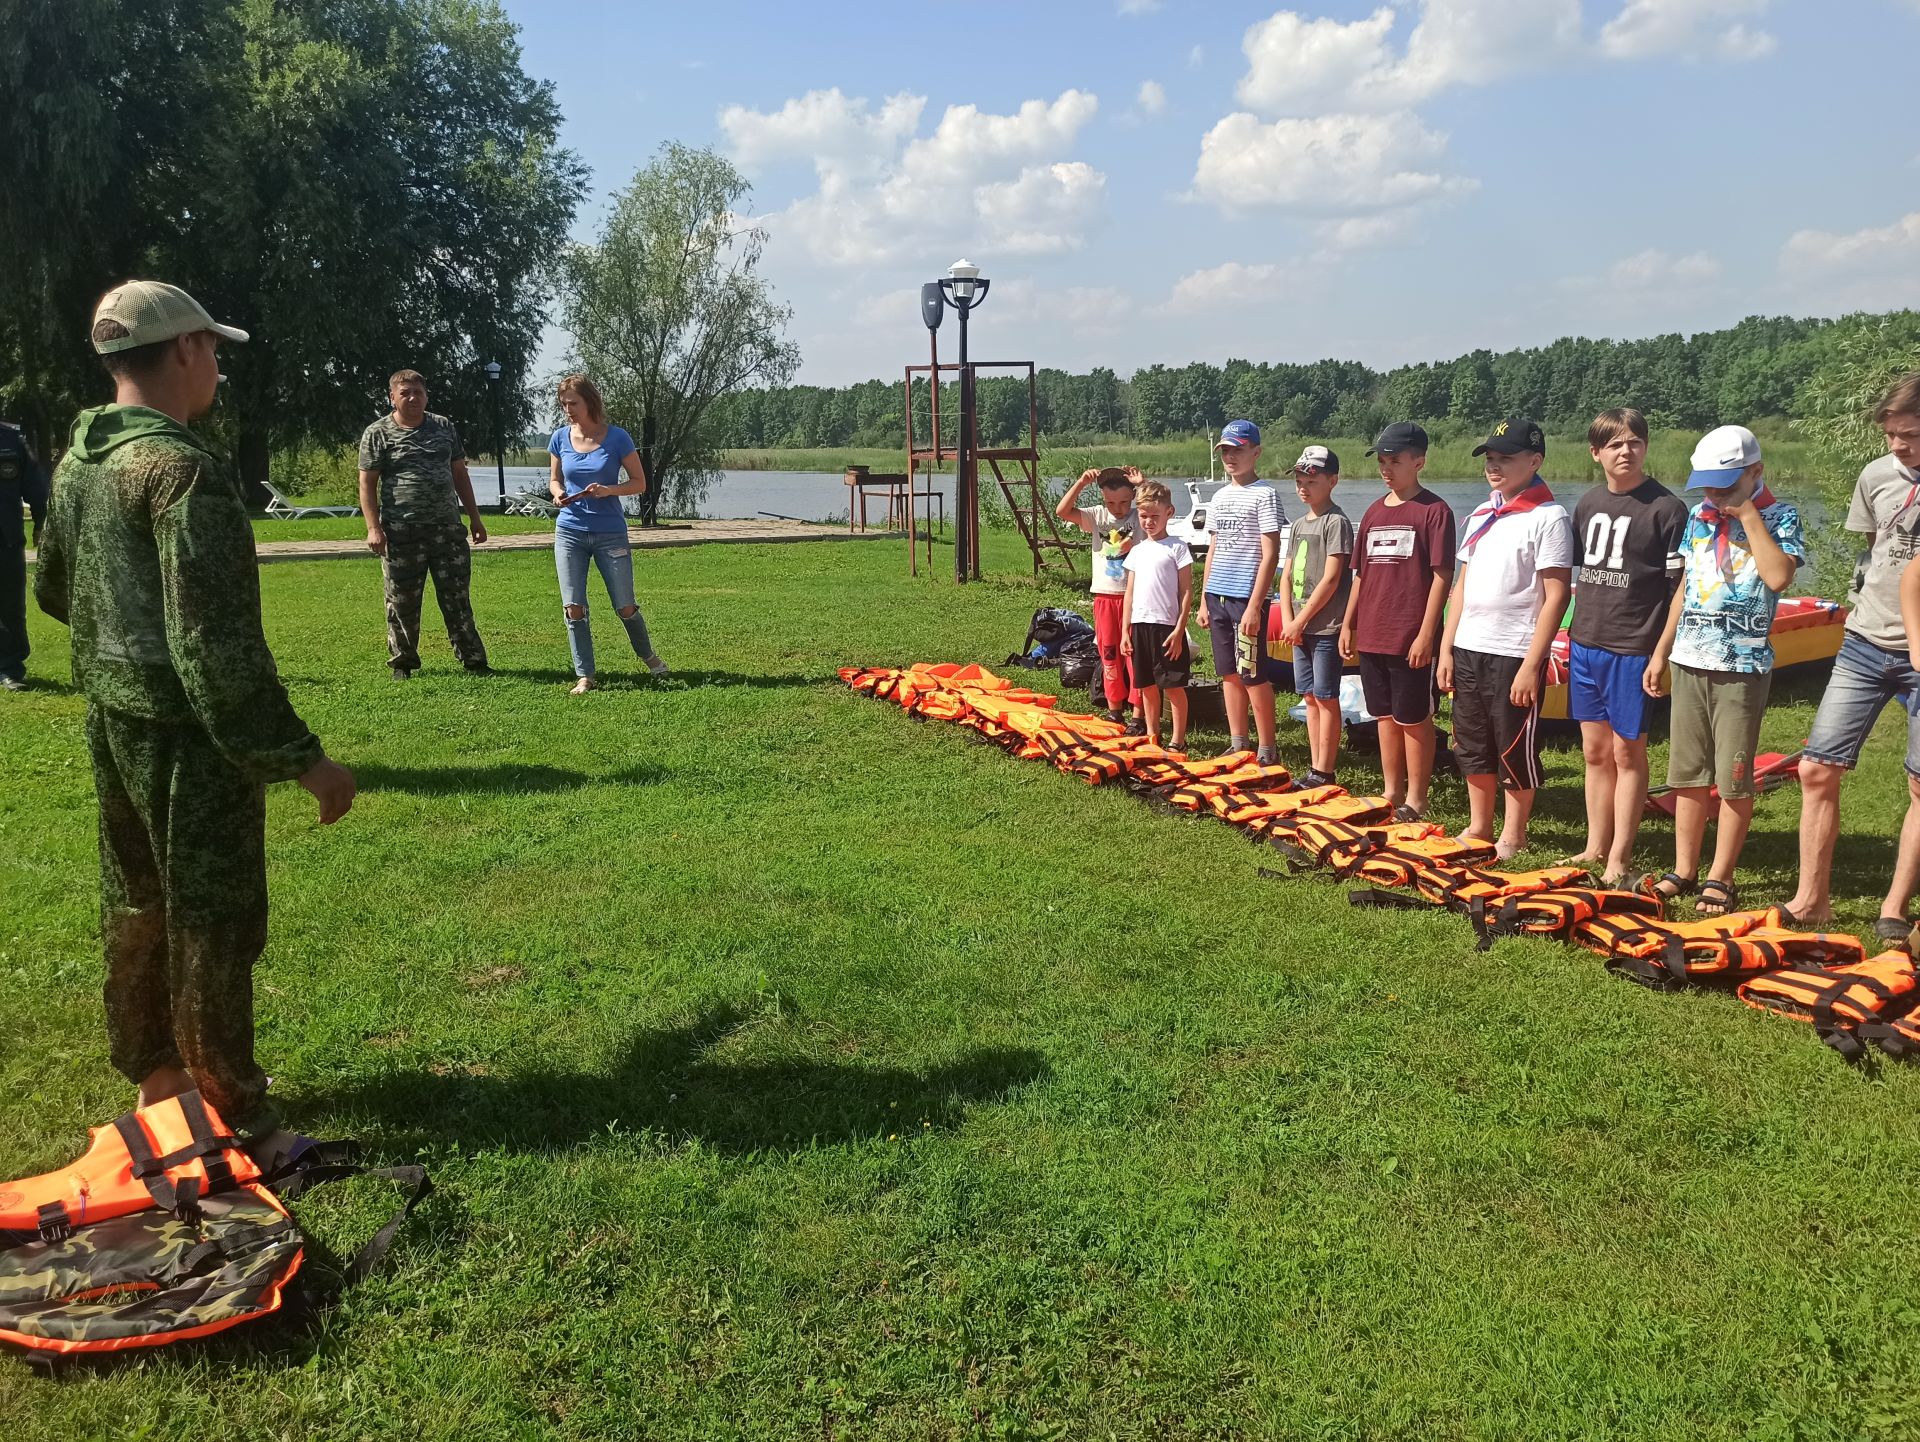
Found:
[1129,622,1192,690]
[1449,647,1542,790]
[1358,651,1437,726]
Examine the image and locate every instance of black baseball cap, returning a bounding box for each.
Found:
[1367,421,1429,457]
[1472,417,1546,457]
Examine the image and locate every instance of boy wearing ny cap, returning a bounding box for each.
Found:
[1644,424,1805,916]
[1437,418,1573,861]
[1781,375,1920,944]
[1566,408,1688,885]
[1196,420,1286,764]
[1277,444,1351,786]
[1054,464,1142,729]
[1340,422,1455,821]
[34,281,356,1156]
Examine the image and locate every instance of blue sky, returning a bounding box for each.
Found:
[503,0,1920,386]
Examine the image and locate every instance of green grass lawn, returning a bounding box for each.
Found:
[250,515,557,545]
[5,532,1920,1439]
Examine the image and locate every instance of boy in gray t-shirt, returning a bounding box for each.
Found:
[1277,445,1352,786]
[1781,373,1920,939]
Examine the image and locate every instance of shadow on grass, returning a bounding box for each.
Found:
[352,761,666,794]
[478,667,824,691]
[313,1000,1049,1157]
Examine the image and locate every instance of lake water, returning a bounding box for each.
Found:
[491,465,1559,527]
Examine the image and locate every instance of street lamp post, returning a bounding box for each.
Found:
[931,259,990,583]
[483,360,506,514]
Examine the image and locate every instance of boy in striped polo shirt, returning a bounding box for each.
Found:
[1195,420,1286,763]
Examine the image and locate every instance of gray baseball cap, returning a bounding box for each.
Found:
[91,281,249,354]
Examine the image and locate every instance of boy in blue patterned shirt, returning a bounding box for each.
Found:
[1644,425,1806,916]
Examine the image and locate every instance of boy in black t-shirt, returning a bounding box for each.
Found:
[1565,408,1688,883]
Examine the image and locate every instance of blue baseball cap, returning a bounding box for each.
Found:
[1215,419,1261,449]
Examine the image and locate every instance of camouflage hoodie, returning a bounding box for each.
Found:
[34,405,323,782]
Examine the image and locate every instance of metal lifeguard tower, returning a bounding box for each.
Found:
[902,348,1076,580]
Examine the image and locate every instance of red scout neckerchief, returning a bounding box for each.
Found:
[1462,476,1552,553]
[1696,485,1778,573]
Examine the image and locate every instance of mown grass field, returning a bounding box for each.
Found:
[4,530,1920,1439]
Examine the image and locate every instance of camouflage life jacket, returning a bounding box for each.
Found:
[0,1091,427,1359]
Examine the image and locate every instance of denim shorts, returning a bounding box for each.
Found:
[1291,633,1342,699]
[1803,630,1920,776]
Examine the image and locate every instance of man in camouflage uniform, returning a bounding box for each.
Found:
[34,280,356,1146]
[357,370,490,678]
[0,417,48,690]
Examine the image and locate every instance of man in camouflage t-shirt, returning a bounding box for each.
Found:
[357,369,490,677]
[35,280,356,1144]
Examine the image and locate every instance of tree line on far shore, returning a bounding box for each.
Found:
[712,311,1920,479]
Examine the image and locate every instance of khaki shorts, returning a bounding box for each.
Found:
[1667,663,1771,799]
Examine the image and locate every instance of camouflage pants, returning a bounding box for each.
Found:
[382,522,487,671]
[86,706,276,1137]
[0,496,25,678]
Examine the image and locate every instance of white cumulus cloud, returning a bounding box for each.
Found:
[1137,79,1167,116]
[720,89,1104,266]
[1599,0,1775,61]
[1564,247,1722,291]
[1782,212,1920,273]
[719,89,925,181]
[1191,110,1474,213]
[1236,0,1581,116]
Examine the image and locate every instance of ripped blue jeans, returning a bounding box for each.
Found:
[555,527,654,678]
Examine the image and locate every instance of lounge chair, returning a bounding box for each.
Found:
[262,480,361,520]
[503,490,558,517]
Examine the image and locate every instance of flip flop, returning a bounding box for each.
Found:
[1873,917,1914,954]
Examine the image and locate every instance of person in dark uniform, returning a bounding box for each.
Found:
[0,417,49,691]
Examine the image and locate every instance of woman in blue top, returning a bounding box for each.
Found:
[549,374,667,693]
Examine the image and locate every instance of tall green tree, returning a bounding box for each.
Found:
[0,0,581,492]
[558,144,799,523]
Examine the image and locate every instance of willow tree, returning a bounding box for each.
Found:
[558,144,800,523]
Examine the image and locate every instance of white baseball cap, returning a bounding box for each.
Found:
[91,281,249,354]
[1687,424,1762,489]
[1293,445,1338,474]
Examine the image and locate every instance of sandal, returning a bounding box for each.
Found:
[1695,878,1738,917]
[1636,871,1695,902]
[1393,804,1424,823]
[1872,917,1914,954]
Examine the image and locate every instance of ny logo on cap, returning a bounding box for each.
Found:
[1494,421,1509,436]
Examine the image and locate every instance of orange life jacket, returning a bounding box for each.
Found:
[0,1093,429,1358]
[1610,917,1867,991]
[1272,818,1449,878]
[1478,888,1663,948]
[1573,910,1767,961]
[1413,864,1594,912]
[1252,790,1395,839]
[1131,750,1256,788]
[1737,952,1920,1029]
[1165,764,1294,811]
[0,1090,261,1243]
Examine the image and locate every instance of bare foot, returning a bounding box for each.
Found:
[1558,849,1606,867]
[569,677,597,696]
[1494,838,1524,863]
[1778,895,1835,926]
[137,1065,195,1109]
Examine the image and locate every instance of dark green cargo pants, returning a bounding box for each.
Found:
[86,706,276,1136]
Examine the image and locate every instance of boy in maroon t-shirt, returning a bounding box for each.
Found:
[1338,422,1457,820]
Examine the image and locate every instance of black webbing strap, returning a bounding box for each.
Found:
[139,1091,243,1177]
[1347,888,1434,912]
[1812,970,1906,1030]
[112,1113,179,1214]
[271,1149,433,1285]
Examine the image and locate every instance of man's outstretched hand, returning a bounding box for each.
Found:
[298,757,356,825]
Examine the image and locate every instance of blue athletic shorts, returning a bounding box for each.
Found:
[1568,641,1650,740]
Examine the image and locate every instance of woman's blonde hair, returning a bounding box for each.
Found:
[556,373,606,424]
